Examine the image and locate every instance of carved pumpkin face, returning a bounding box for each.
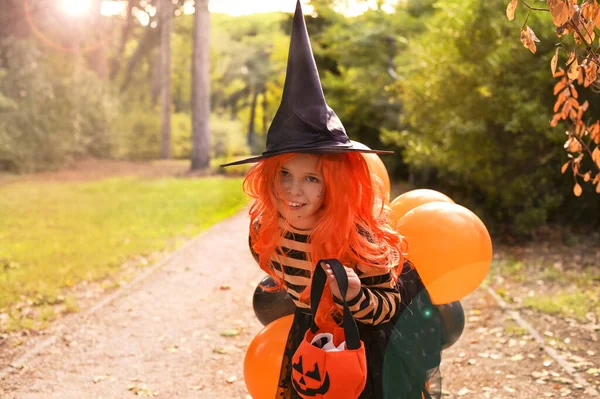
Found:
[291,355,330,397]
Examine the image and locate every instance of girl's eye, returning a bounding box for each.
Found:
[280,170,290,177]
[306,176,319,183]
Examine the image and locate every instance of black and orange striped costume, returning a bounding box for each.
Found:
[250,218,443,399]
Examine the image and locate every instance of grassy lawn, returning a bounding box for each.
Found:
[0,176,247,330]
[488,255,600,322]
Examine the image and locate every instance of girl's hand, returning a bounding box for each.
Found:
[320,262,362,301]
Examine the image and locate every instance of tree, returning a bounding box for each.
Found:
[393,0,579,235]
[191,0,210,170]
[159,0,173,159]
[507,0,600,195]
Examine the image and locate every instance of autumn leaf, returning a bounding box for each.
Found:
[564,137,582,153]
[584,172,591,182]
[553,78,567,95]
[569,84,578,99]
[561,161,570,174]
[226,375,238,384]
[574,182,583,196]
[567,57,580,81]
[93,375,109,383]
[548,0,574,27]
[220,329,241,337]
[553,89,568,113]
[592,147,600,166]
[573,154,583,174]
[507,0,518,20]
[594,2,600,29]
[551,48,559,75]
[590,122,600,144]
[576,121,586,137]
[584,61,597,87]
[553,67,566,78]
[582,1,594,20]
[560,98,573,119]
[569,108,577,120]
[551,113,563,127]
[520,26,540,53]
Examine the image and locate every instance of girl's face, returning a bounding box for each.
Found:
[275,154,325,230]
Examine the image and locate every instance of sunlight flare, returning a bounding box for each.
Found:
[61,0,93,16]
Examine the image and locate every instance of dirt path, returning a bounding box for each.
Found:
[0,211,265,399]
[0,209,598,398]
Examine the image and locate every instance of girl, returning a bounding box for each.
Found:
[243,152,442,399]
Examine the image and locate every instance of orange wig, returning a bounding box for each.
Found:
[243,152,404,325]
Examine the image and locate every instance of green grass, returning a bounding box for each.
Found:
[504,322,528,336]
[522,291,600,321]
[0,176,248,317]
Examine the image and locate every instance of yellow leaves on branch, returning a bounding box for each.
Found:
[520,26,540,53]
[581,0,600,30]
[510,1,600,195]
[506,0,518,21]
[547,0,577,27]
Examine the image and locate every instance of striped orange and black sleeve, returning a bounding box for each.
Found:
[333,262,401,326]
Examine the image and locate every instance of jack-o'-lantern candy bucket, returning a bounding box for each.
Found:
[291,259,367,399]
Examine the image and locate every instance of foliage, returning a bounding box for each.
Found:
[171,113,249,159]
[0,39,115,172]
[390,0,593,235]
[507,0,600,195]
[111,105,161,161]
[172,12,288,149]
[112,107,248,161]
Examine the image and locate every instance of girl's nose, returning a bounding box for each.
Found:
[285,180,303,196]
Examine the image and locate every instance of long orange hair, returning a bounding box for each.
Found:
[243,152,404,326]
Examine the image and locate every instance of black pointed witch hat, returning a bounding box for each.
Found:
[221,0,392,167]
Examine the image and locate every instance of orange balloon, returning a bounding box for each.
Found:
[397,202,493,305]
[390,189,454,221]
[362,153,391,203]
[244,314,294,399]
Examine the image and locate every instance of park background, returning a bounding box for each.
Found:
[0,0,599,395]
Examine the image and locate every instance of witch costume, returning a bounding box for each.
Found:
[222,1,443,398]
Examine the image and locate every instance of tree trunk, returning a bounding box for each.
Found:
[191,0,211,170]
[119,27,160,93]
[230,100,237,121]
[151,50,160,107]
[88,0,108,79]
[247,86,259,148]
[159,0,172,159]
[109,0,135,81]
[262,90,268,134]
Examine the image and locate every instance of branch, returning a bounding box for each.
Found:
[566,121,600,178]
[119,25,160,93]
[109,0,135,81]
[568,20,600,65]
[518,0,550,12]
